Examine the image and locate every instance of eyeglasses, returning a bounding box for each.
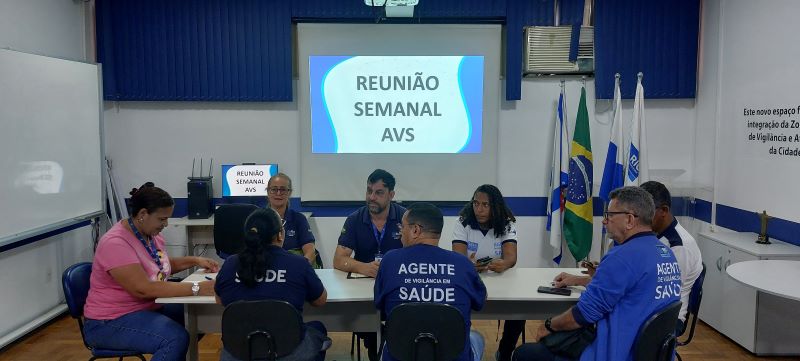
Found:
[397,222,441,234]
[603,211,638,220]
[268,187,291,195]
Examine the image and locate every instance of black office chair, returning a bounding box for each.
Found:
[676,263,707,361]
[385,303,466,361]
[62,262,146,361]
[633,301,682,361]
[222,300,303,361]
[214,203,259,258]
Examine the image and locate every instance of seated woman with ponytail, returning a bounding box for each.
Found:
[83,182,219,361]
[215,208,329,361]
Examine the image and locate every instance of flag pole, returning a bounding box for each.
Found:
[601,73,622,257]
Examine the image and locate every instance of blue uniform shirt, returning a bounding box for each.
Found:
[374,244,486,361]
[281,208,316,251]
[337,203,406,263]
[573,232,681,361]
[214,245,324,313]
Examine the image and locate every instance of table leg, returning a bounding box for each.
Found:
[186,304,198,361]
[186,226,195,257]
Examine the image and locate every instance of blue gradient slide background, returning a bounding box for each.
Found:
[309,56,483,154]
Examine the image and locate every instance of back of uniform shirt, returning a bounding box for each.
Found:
[575,233,681,361]
[374,244,486,361]
[215,246,324,313]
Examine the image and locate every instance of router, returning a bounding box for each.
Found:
[187,158,214,219]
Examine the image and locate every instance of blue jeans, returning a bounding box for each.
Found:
[220,321,329,361]
[84,304,188,361]
[469,330,485,361]
[512,342,577,361]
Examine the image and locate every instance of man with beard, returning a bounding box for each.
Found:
[334,169,405,361]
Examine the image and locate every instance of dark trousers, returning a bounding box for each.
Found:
[512,342,577,361]
[497,320,526,361]
[356,332,379,361]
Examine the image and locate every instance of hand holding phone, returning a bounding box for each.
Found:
[476,256,493,266]
[580,260,599,276]
[537,286,572,296]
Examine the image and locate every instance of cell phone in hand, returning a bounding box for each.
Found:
[476,256,493,266]
[537,286,572,296]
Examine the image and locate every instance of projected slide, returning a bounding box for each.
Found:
[310,56,484,153]
[222,164,278,196]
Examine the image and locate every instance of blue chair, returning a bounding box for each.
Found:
[676,263,707,361]
[62,262,146,361]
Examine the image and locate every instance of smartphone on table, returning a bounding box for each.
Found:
[537,286,572,296]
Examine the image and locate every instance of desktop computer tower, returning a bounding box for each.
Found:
[187,178,213,219]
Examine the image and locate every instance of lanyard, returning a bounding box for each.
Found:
[128,218,164,277]
[371,222,387,251]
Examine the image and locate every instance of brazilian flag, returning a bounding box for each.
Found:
[564,87,593,262]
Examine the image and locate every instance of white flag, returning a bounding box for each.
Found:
[547,88,569,265]
[599,76,624,201]
[625,76,649,186]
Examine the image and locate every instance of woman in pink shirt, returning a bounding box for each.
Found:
[83,182,219,361]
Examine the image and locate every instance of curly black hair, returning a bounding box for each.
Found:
[458,184,516,238]
[128,182,174,216]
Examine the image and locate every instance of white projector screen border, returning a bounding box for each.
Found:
[298,24,500,202]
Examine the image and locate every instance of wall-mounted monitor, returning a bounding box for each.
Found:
[221,164,278,197]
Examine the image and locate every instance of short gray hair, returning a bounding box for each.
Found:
[609,186,655,226]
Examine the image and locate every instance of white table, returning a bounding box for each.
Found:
[726,260,800,302]
[157,268,582,361]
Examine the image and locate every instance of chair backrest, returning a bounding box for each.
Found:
[62,262,95,351]
[679,262,706,343]
[214,203,259,257]
[222,300,303,361]
[62,262,93,319]
[385,303,466,361]
[634,300,682,361]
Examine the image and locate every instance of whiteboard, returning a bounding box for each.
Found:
[0,49,103,248]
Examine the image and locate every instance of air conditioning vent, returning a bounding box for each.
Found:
[524,26,594,75]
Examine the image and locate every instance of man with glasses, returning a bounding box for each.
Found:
[641,181,702,334]
[266,173,321,267]
[334,169,405,361]
[375,203,487,361]
[512,186,681,361]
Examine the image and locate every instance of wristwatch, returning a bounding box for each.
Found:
[544,317,556,333]
[191,281,200,296]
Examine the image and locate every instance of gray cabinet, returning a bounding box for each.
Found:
[698,231,800,355]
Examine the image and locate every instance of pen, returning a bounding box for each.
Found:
[204,276,214,280]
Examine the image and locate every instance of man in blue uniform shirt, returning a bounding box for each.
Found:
[375,202,487,361]
[334,169,406,360]
[513,186,681,361]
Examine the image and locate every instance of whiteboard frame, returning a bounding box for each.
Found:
[0,49,106,250]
